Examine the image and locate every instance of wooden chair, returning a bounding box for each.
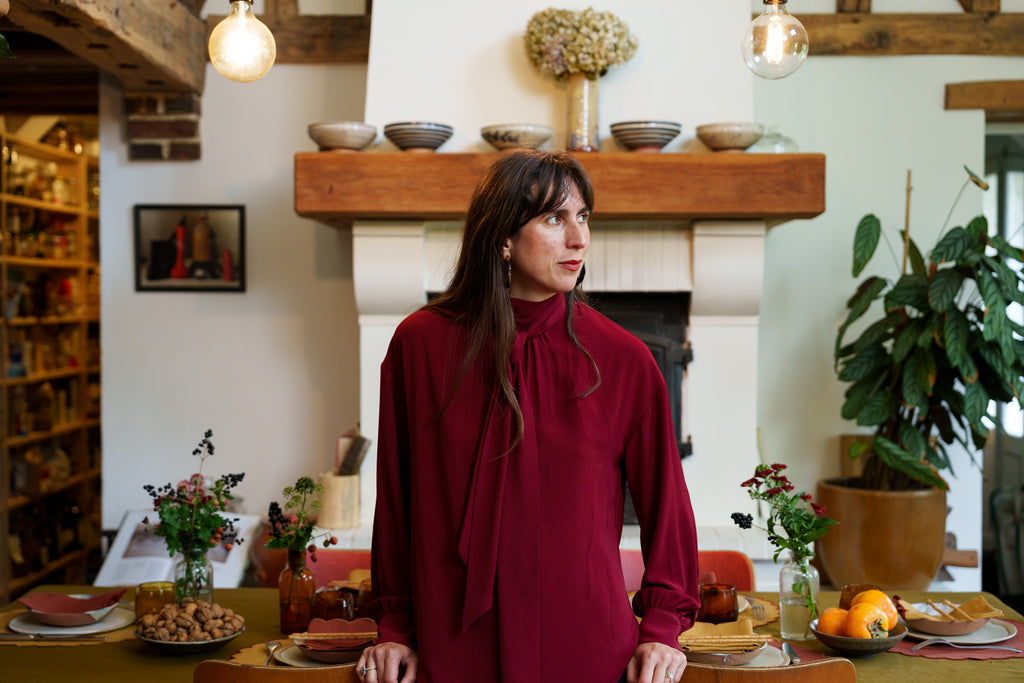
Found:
[620,549,756,592]
[194,660,357,682]
[681,658,856,682]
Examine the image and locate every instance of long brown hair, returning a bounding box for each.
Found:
[428,150,600,448]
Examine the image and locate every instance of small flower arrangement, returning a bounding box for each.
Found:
[143,429,245,558]
[264,476,339,559]
[524,7,638,80]
[731,463,835,565]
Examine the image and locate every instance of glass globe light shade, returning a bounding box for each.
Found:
[208,0,277,83]
[740,1,809,80]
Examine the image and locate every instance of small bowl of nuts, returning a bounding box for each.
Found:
[134,598,246,654]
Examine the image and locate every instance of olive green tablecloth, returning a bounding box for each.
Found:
[3,586,1024,681]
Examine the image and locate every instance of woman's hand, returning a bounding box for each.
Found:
[626,642,687,683]
[356,642,418,683]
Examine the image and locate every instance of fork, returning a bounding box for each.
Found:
[910,638,1022,653]
[751,603,766,622]
[264,640,281,665]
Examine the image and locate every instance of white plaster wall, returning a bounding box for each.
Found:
[755,55,1024,591]
[99,61,367,529]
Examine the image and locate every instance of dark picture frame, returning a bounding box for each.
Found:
[133,204,246,292]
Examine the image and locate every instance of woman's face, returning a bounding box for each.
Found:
[504,186,590,302]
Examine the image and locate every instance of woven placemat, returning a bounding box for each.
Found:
[0,608,136,647]
[739,595,779,628]
[233,638,296,664]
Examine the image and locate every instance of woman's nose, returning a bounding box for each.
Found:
[566,220,588,248]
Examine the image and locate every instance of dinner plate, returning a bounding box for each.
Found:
[737,644,789,667]
[274,644,359,669]
[8,607,135,635]
[904,618,1017,645]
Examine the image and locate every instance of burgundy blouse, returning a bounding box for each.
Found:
[371,293,699,682]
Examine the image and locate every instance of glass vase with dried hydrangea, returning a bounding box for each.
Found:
[524,8,638,151]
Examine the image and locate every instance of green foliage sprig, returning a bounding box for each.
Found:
[0,33,13,59]
[265,476,338,559]
[143,429,245,557]
[524,7,637,80]
[834,167,1024,490]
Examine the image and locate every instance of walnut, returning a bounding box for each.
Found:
[175,614,195,629]
[196,606,213,623]
[183,601,199,616]
[210,604,224,619]
[159,604,176,621]
[156,627,171,641]
[166,622,178,635]
[210,627,224,639]
[140,614,158,628]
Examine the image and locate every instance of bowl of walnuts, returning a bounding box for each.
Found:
[134,598,245,654]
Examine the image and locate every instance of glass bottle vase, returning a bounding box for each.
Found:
[779,553,819,640]
[174,547,214,603]
[566,72,599,152]
[279,549,316,634]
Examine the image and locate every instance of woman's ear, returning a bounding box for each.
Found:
[502,238,512,260]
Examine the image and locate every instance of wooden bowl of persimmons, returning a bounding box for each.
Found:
[810,588,907,656]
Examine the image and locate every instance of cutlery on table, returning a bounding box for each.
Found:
[910,638,1022,653]
[751,604,766,622]
[264,640,281,665]
[0,633,109,641]
[781,641,801,664]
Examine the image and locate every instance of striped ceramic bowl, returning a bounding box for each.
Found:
[308,122,377,151]
[383,122,454,152]
[609,120,682,152]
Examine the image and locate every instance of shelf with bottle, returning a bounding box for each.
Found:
[6,467,101,513]
[4,419,99,450]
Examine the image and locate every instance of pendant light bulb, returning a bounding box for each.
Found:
[208,0,277,83]
[740,0,808,80]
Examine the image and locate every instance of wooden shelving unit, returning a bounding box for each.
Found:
[0,133,102,604]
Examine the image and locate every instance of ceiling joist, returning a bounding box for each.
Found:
[946,79,1024,122]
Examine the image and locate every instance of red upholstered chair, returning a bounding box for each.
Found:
[309,549,372,588]
[619,549,755,592]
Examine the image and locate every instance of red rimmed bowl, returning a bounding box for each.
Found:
[292,617,377,664]
[17,589,126,627]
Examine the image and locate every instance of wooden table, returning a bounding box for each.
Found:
[3,586,1023,681]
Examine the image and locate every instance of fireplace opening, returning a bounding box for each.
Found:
[588,292,693,525]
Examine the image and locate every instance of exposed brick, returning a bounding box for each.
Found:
[127,118,199,139]
[128,143,166,160]
[124,95,161,115]
[165,94,201,115]
[168,141,202,161]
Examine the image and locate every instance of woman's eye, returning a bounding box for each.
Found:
[578,213,590,223]
[546,215,561,225]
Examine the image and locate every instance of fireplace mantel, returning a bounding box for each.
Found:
[294,152,825,226]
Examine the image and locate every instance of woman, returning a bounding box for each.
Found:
[357,150,699,683]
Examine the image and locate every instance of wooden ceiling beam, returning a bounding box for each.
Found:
[801,12,1024,56]
[6,0,207,93]
[946,79,1024,122]
[956,1,1001,13]
[836,1,871,12]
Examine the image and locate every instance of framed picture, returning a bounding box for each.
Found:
[133,204,246,292]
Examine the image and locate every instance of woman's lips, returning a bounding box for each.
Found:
[560,260,582,271]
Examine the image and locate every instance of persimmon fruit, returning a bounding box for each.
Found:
[850,589,898,631]
[816,607,848,636]
[845,602,889,639]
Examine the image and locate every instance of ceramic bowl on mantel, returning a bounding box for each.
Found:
[695,122,764,152]
[384,122,454,152]
[307,122,377,152]
[609,120,682,153]
[480,124,553,151]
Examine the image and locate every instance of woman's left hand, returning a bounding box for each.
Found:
[626,642,687,683]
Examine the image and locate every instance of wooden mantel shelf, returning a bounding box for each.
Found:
[294,152,826,226]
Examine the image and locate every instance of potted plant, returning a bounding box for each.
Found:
[821,167,1024,589]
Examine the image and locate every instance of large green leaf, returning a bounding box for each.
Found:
[943,308,970,370]
[853,214,881,277]
[976,267,1007,311]
[853,312,902,351]
[903,349,933,413]
[0,34,14,60]
[905,235,927,276]
[983,304,1015,363]
[898,420,929,460]
[836,276,888,364]
[988,234,1024,264]
[928,268,963,312]
[980,254,1023,304]
[839,346,887,382]
[873,435,948,489]
[885,273,929,311]
[931,227,972,263]
[964,380,989,424]
[893,320,922,363]
[965,215,989,244]
[856,392,895,426]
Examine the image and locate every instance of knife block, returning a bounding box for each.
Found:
[317,472,359,529]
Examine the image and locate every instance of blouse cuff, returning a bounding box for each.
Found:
[376,608,416,649]
[637,608,685,650]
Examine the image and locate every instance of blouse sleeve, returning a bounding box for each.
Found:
[369,353,417,649]
[623,384,700,648]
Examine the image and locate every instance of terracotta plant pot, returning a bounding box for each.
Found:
[816,477,947,590]
[248,519,286,588]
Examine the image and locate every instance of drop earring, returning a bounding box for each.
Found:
[504,254,512,290]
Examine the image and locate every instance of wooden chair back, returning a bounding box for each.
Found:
[193,660,357,682]
[620,549,756,592]
[681,658,856,682]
